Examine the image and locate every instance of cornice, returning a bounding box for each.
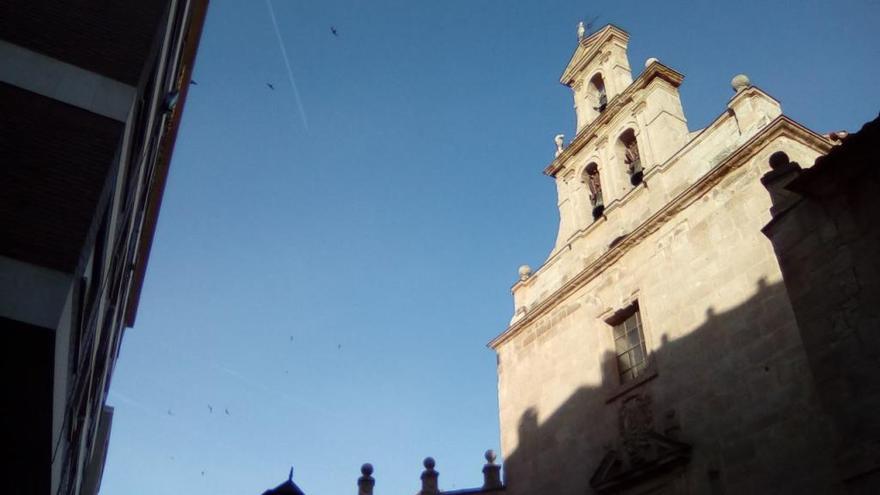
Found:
[545,63,685,177]
[490,115,831,350]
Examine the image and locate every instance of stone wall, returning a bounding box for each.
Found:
[495,142,841,494]
[763,116,880,493]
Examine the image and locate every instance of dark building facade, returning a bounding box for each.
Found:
[762,114,880,493]
[0,1,208,493]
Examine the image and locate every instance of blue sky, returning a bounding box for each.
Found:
[100,1,879,493]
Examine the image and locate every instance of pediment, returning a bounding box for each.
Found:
[590,432,691,494]
[560,25,629,86]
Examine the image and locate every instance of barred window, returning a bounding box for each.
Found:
[612,305,648,384]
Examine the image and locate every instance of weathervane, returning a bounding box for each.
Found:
[579,15,601,39]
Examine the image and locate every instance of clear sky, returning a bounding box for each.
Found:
[100,1,879,493]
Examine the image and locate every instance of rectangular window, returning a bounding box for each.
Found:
[612,305,648,384]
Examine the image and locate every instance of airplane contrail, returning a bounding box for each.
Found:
[265,0,309,130]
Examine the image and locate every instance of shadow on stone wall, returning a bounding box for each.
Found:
[502,278,844,495]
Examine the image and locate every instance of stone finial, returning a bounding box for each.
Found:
[645,57,658,68]
[518,265,532,281]
[577,21,586,40]
[554,134,565,157]
[731,74,751,93]
[482,450,502,489]
[419,457,439,495]
[358,463,375,495]
[760,151,803,217]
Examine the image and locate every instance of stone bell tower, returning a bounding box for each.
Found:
[548,24,691,253]
[492,21,840,495]
[563,24,634,132]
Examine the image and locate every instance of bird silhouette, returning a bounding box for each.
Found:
[208,405,213,413]
[266,83,275,90]
[337,344,342,350]
[167,409,174,416]
[190,79,198,86]
[225,408,230,415]
[201,470,206,476]
[289,336,294,342]
[331,26,338,37]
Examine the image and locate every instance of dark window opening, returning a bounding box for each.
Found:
[584,162,604,219]
[619,129,643,186]
[589,74,608,113]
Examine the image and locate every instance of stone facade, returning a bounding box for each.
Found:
[489,25,851,494]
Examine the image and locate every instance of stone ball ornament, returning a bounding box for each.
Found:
[731,74,751,93]
[518,265,532,281]
[645,57,658,68]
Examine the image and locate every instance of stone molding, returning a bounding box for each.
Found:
[514,86,797,296]
[546,62,685,177]
[490,115,831,350]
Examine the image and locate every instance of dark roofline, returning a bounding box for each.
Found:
[787,112,880,196]
[440,486,505,495]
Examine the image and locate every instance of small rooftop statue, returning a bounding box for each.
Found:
[518,265,532,281]
[577,21,586,40]
[554,134,565,157]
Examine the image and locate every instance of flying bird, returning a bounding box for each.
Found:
[337,344,342,350]
[331,26,338,37]
[167,409,174,416]
[190,79,198,86]
[201,470,206,476]
[225,408,230,416]
[266,83,275,90]
[208,405,213,413]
